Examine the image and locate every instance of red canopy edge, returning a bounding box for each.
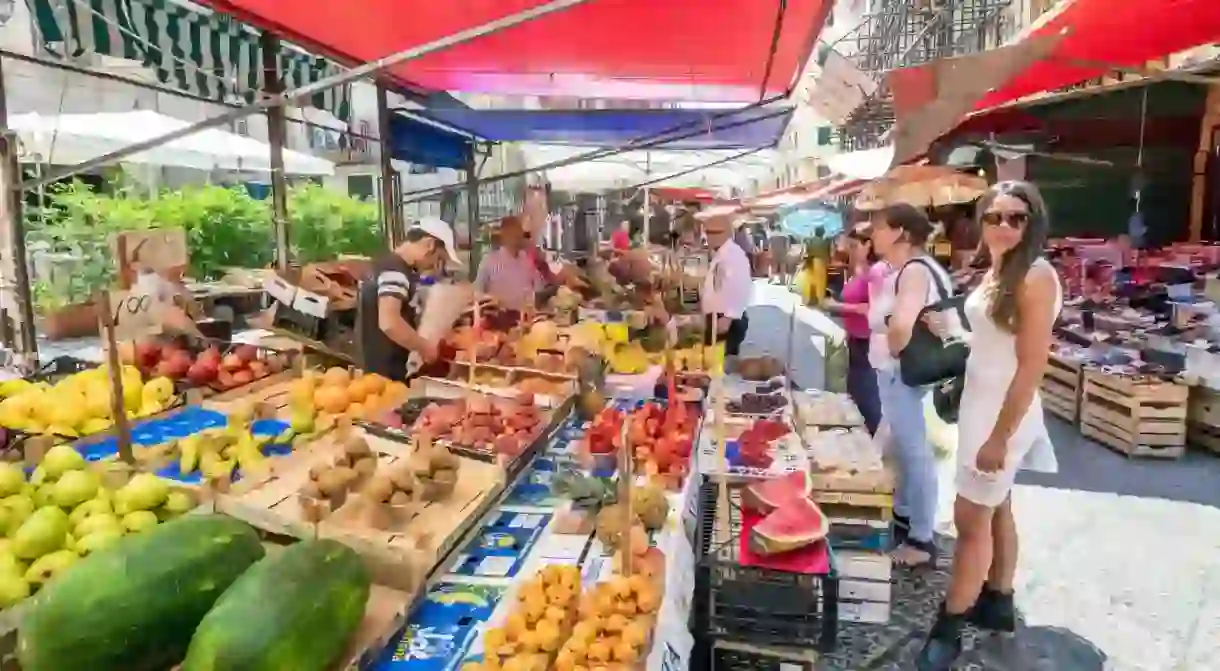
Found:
[194,0,834,102]
[886,0,1220,162]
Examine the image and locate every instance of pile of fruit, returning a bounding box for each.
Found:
[582,402,695,480]
[0,365,176,439]
[164,401,293,482]
[362,442,461,507]
[727,391,787,415]
[450,319,573,374]
[297,432,379,521]
[551,571,662,670]
[463,564,582,671]
[732,418,791,470]
[408,392,544,457]
[289,368,409,427]
[742,470,830,555]
[119,340,293,391]
[17,515,372,671]
[0,446,194,607]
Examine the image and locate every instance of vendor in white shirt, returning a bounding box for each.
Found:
[700,215,753,356]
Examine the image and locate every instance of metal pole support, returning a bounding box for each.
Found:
[260,33,291,273]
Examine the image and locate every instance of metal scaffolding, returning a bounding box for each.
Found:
[837,0,1014,151]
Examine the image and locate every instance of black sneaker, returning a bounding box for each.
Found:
[916,603,965,671]
[967,585,1016,633]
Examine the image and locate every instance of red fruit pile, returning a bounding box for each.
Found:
[412,392,542,457]
[584,402,695,478]
[120,339,288,390]
[735,418,790,469]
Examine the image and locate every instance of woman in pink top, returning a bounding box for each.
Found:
[823,226,887,433]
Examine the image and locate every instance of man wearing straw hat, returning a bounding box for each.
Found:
[701,215,753,356]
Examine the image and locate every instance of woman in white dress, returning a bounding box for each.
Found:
[917,181,1060,669]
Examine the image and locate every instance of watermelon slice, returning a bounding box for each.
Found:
[749,497,830,556]
[741,470,813,513]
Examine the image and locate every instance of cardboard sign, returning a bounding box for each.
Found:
[107,289,164,340]
[114,229,188,273]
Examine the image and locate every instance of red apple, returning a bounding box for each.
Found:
[222,353,244,371]
[234,345,258,363]
[135,340,161,368]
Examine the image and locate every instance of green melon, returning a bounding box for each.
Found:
[182,538,371,671]
[17,514,264,671]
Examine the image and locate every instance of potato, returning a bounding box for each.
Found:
[390,466,417,492]
[364,474,395,503]
[389,490,412,506]
[316,471,349,497]
[353,457,377,479]
[344,435,373,458]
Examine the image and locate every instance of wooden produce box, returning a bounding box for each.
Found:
[215,429,506,594]
[1187,384,1220,455]
[1041,352,1083,423]
[1080,371,1188,459]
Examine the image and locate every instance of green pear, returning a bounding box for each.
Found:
[32,485,55,509]
[74,513,121,538]
[51,470,100,509]
[0,573,29,607]
[0,463,24,498]
[0,550,24,577]
[1,495,35,531]
[23,549,77,587]
[115,473,169,513]
[11,507,69,559]
[74,529,123,556]
[68,498,112,526]
[161,491,194,516]
[121,510,159,533]
[40,444,85,480]
[28,466,47,486]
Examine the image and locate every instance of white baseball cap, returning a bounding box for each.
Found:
[412,217,463,267]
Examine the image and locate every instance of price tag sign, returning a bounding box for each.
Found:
[263,275,298,306]
[108,289,165,340]
[291,288,329,319]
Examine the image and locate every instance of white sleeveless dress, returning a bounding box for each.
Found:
[956,259,1060,507]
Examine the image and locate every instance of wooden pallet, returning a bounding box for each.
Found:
[1041,352,1083,423]
[1079,371,1188,459]
[1188,385,1220,455]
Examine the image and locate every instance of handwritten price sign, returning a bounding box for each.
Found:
[108,289,164,340]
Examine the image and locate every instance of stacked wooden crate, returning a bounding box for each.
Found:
[1187,384,1220,454]
[1080,370,1188,459]
[1041,351,1084,423]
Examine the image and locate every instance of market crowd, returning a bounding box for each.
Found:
[349,180,1060,670]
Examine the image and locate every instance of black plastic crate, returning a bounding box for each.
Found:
[710,639,818,671]
[696,479,839,652]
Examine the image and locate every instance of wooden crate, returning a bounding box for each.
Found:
[1079,371,1188,459]
[1187,385,1220,455]
[216,428,506,589]
[1041,353,1083,422]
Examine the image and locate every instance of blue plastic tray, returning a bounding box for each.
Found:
[367,583,506,670]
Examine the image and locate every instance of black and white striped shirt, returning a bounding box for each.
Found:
[359,253,424,381]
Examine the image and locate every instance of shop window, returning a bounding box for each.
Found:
[347,174,375,200]
[817,126,833,146]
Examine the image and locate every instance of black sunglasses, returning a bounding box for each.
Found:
[981,211,1030,228]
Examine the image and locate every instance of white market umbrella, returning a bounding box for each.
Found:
[11,110,335,176]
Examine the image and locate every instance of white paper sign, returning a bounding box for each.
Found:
[291,288,329,319]
[263,275,297,306]
[108,289,164,340]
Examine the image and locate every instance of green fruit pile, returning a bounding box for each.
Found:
[0,445,195,608]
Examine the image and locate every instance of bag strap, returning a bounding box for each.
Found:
[897,257,971,331]
[896,257,951,302]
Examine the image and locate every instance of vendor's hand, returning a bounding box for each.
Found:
[974,437,1008,473]
[421,339,440,363]
[716,316,732,334]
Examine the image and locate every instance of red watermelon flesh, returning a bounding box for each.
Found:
[749,497,830,556]
[741,470,812,514]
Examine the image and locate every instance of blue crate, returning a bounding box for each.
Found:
[447,511,550,580]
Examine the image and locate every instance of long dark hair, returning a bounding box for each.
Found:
[977,180,1049,333]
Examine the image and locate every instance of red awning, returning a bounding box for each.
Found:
[196,0,833,101]
[886,0,1220,162]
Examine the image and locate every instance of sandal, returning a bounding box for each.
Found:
[892,538,938,569]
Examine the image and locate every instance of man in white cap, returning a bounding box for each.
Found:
[359,217,463,381]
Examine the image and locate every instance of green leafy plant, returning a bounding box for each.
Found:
[149,185,272,279]
[288,183,383,262]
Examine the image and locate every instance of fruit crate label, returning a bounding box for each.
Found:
[367,583,505,670]
[446,512,550,580]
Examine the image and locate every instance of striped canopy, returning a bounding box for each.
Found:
[28,0,351,121]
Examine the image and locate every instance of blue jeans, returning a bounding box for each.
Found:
[876,368,938,544]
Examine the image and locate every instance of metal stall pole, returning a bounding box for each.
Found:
[22,0,596,192]
[0,57,36,362]
[260,33,291,273]
[465,152,481,278]
[376,85,401,246]
[641,152,651,247]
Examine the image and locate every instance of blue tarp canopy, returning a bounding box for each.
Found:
[387,114,474,169]
[399,105,793,149]
[779,204,845,238]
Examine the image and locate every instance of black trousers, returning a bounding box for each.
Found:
[704,313,749,357]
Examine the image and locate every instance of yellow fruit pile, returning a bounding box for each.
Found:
[552,573,661,670]
[462,564,581,671]
[0,366,174,439]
